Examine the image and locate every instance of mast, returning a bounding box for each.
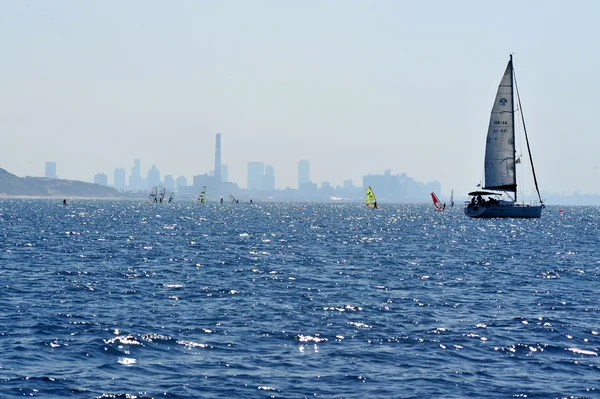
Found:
[514,69,543,205]
[510,54,517,203]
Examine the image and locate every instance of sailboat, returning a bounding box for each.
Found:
[465,55,544,218]
[366,186,378,209]
[149,186,158,204]
[198,186,206,203]
[431,192,445,211]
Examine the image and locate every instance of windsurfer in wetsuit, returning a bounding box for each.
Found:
[374,201,378,209]
[63,199,67,206]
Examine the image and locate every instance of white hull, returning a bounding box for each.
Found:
[464,203,543,218]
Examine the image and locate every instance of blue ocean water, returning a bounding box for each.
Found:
[1,199,599,399]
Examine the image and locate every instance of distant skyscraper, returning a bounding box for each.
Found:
[263,165,275,191]
[147,165,160,188]
[298,160,310,188]
[221,164,228,183]
[113,168,126,191]
[164,175,175,190]
[215,133,222,193]
[176,176,187,190]
[45,162,57,179]
[247,162,264,190]
[94,173,108,186]
[129,159,142,191]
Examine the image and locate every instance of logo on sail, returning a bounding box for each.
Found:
[499,98,508,106]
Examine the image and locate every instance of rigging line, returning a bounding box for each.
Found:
[513,70,543,205]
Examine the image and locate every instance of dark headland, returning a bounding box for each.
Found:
[0,168,121,198]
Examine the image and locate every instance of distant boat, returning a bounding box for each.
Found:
[450,189,454,207]
[149,186,158,204]
[366,186,378,209]
[229,194,239,204]
[198,186,206,203]
[158,187,166,203]
[465,55,544,218]
[431,192,445,211]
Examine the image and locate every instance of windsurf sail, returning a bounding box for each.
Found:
[198,186,206,203]
[149,186,158,203]
[366,186,378,208]
[158,187,166,203]
[431,192,444,211]
[229,194,239,204]
[450,189,454,207]
[168,192,174,203]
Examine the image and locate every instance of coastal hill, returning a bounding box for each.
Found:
[0,168,121,198]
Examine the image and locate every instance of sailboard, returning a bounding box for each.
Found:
[149,186,158,204]
[229,194,239,204]
[450,189,454,207]
[366,186,378,209]
[198,186,206,203]
[158,187,166,203]
[168,191,174,203]
[431,192,445,211]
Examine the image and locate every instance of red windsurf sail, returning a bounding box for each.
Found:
[431,192,444,211]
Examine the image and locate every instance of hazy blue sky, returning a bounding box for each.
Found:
[1,1,598,197]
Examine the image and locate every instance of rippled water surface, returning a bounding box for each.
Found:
[1,199,599,398]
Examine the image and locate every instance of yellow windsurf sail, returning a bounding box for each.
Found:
[366,186,378,208]
[198,186,206,203]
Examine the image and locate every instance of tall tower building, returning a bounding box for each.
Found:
[221,164,228,183]
[147,165,160,188]
[263,165,275,191]
[298,160,310,188]
[214,133,222,194]
[113,168,126,191]
[45,162,57,179]
[247,162,264,190]
[129,159,142,191]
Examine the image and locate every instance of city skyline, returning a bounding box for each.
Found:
[1,2,599,197]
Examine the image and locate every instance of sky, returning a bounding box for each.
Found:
[1,1,599,198]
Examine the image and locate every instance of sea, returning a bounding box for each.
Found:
[1,199,599,399]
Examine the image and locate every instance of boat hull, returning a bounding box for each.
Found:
[464,203,543,218]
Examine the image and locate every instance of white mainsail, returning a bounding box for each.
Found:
[484,60,516,192]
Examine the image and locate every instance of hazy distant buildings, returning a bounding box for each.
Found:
[164,175,175,191]
[94,173,108,186]
[363,169,441,201]
[343,179,354,189]
[298,160,310,188]
[214,133,222,192]
[221,164,228,183]
[113,168,126,191]
[176,176,187,190]
[147,165,160,188]
[45,162,57,179]
[129,159,143,191]
[247,162,264,190]
[263,165,275,191]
